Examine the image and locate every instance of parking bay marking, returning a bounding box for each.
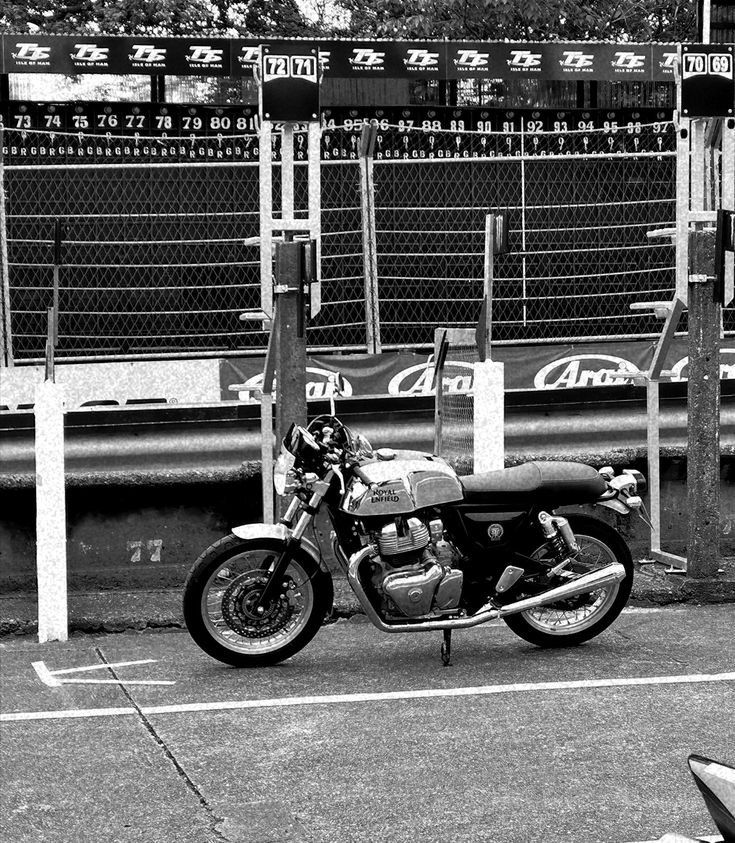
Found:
[5,669,735,723]
[32,658,175,688]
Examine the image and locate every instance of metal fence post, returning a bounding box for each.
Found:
[0,129,13,367]
[259,120,274,323]
[360,121,381,354]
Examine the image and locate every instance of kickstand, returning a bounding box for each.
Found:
[441,629,452,667]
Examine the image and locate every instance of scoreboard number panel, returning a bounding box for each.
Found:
[0,102,676,164]
[260,45,320,122]
[681,44,735,118]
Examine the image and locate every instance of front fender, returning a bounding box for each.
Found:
[231,523,326,572]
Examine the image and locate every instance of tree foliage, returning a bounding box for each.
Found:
[0,0,699,41]
[0,0,317,38]
[339,0,698,42]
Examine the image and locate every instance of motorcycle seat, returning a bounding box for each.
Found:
[460,461,608,506]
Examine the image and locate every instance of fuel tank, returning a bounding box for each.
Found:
[341,450,463,517]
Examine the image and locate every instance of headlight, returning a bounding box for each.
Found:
[273,449,296,496]
[354,433,373,459]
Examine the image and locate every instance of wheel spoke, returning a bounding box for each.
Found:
[523,534,619,636]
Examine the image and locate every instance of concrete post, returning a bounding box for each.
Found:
[687,229,721,577]
[35,379,68,642]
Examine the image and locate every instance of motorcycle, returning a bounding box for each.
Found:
[659,754,735,843]
[183,411,648,668]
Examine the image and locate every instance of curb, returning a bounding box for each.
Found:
[2,569,735,638]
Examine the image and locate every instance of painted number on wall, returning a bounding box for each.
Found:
[127,539,163,563]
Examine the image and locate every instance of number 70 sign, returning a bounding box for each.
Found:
[260,45,320,122]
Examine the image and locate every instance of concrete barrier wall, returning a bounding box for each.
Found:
[4,454,735,593]
[3,388,735,592]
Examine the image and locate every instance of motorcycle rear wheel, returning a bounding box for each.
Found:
[503,514,634,648]
[183,534,333,667]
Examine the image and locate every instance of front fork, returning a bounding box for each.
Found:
[254,478,331,610]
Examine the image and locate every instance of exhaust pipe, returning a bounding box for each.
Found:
[342,544,627,633]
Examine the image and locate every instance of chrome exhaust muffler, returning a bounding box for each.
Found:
[340,544,627,634]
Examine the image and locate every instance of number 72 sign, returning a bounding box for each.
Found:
[260,45,320,122]
[680,44,734,118]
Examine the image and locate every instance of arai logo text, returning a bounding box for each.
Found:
[233,367,353,403]
[388,358,475,396]
[670,350,735,381]
[534,355,641,390]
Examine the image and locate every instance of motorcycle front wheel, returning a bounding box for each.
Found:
[183,534,333,667]
[503,514,634,648]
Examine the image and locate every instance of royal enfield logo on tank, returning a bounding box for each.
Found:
[534,355,642,389]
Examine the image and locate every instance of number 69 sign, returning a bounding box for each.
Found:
[260,45,320,122]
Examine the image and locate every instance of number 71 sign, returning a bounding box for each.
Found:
[260,45,320,122]
[680,44,734,118]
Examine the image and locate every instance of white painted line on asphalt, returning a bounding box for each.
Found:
[625,836,721,843]
[51,659,157,674]
[31,659,175,688]
[31,661,61,688]
[5,669,735,723]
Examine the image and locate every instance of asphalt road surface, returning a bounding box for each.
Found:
[1,604,734,843]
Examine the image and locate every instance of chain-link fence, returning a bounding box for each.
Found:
[369,121,677,348]
[0,114,685,362]
[0,122,368,361]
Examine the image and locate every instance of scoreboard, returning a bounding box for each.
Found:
[0,102,676,164]
[322,106,675,158]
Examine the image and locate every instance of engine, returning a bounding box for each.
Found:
[367,516,464,619]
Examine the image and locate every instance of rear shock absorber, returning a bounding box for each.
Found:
[537,511,577,563]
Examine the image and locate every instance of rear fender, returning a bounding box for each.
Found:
[231,523,327,573]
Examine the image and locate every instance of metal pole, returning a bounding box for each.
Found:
[307,121,322,318]
[259,120,273,320]
[0,128,13,367]
[482,214,494,360]
[360,122,381,354]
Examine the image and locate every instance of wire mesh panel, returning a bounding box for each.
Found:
[310,158,366,350]
[370,119,677,348]
[2,123,368,360]
[434,327,477,475]
[0,108,683,362]
[3,122,263,360]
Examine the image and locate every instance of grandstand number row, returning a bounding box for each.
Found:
[0,103,676,162]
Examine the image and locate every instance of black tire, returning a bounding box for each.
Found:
[503,514,634,648]
[183,534,333,667]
